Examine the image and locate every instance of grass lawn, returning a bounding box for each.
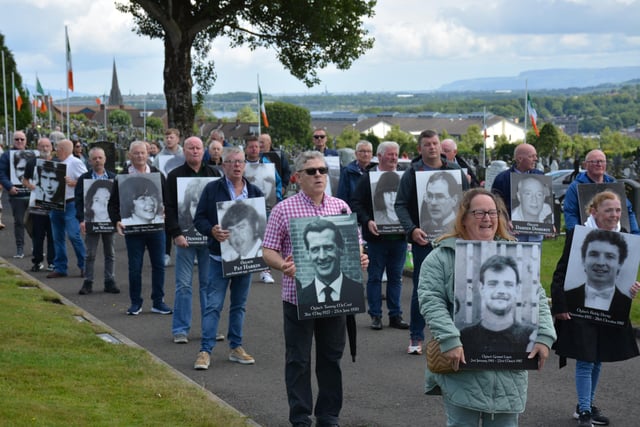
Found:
[0,261,252,426]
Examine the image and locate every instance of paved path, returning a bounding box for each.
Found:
[2,198,640,426]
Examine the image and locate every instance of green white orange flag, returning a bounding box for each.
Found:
[527,93,539,136]
[15,88,22,111]
[36,76,45,95]
[259,85,269,128]
[65,26,74,91]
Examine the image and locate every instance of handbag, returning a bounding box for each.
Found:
[425,339,456,374]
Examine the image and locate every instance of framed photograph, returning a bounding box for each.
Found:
[324,156,340,197]
[417,170,463,241]
[577,182,630,232]
[83,179,115,233]
[117,173,164,234]
[217,197,268,277]
[157,154,184,177]
[369,170,404,234]
[563,225,640,326]
[10,150,39,186]
[31,159,66,212]
[454,240,541,370]
[509,173,554,235]
[177,177,220,245]
[291,213,365,320]
[244,163,277,210]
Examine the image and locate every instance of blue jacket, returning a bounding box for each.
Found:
[336,160,368,208]
[491,165,544,218]
[193,177,263,256]
[0,148,30,198]
[563,171,639,234]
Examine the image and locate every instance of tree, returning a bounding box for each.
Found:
[237,105,258,123]
[109,109,132,127]
[383,125,416,156]
[146,116,164,133]
[263,101,311,150]
[115,1,375,139]
[0,32,30,131]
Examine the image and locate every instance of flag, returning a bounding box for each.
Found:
[259,85,269,128]
[36,76,45,95]
[65,26,74,91]
[40,98,47,113]
[95,97,101,105]
[15,88,22,111]
[527,93,539,136]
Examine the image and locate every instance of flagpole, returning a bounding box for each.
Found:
[523,80,528,144]
[1,51,8,144]
[257,74,261,135]
[65,25,72,138]
[11,73,16,132]
[482,106,486,168]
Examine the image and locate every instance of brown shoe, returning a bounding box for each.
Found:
[46,271,68,278]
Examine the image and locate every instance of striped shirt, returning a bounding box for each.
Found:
[263,191,352,305]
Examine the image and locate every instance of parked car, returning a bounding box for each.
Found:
[545,168,583,209]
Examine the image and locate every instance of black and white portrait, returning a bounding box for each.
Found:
[117,173,164,233]
[510,174,554,234]
[11,149,38,186]
[417,170,463,240]
[83,179,115,233]
[577,182,631,232]
[370,170,403,234]
[454,240,541,370]
[157,154,185,177]
[244,163,277,210]
[564,225,640,325]
[31,159,66,211]
[324,156,340,197]
[291,213,365,320]
[217,197,268,277]
[177,177,219,245]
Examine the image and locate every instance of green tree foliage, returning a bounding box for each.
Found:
[237,105,258,123]
[115,0,375,139]
[0,33,30,130]
[264,101,311,150]
[336,126,361,149]
[532,122,561,159]
[383,125,416,156]
[109,109,132,127]
[146,116,163,133]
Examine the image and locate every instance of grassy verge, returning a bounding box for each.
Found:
[0,262,251,426]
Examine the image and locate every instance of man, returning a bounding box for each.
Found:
[394,129,467,355]
[0,131,31,257]
[511,176,553,223]
[46,139,87,278]
[296,218,364,305]
[208,139,223,166]
[263,150,368,427]
[108,141,172,316]
[337,140,373,208]
[165,136,221,344]
[75,147,119,295]
[564,149,640,234]
[22,137,55,271]
[259,132,291,188]
[460,255,536,353]
[441,138,480,187]
[192,146,263,370]
[312,129,338,156]
[419,171,461,236]
[491,143,546,242]
[352,141,409,330]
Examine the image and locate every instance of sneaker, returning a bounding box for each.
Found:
[13,252,24,259]
[576,410,593,427]
[151,302,173,315]
[194,351,210,370]
[173,334,188,344]
[127,304,142,315]
[260,270,275,284]
[229,346,255,364]
[164,254,171,266]
[574,405,609,426]
[30,263,44,272]
[216,333,225,341]
[407,339,423,355]
[46,264,55,271]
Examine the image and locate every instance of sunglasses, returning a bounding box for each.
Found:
[313,135,326,139]
[14,138,25,141]
[299,167,329,176]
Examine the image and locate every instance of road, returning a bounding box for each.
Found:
[2,200,640,426]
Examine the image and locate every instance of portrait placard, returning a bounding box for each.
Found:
[157,154,184,177]
[10,150,39,197]
[217,197,268,277]
[563,225,640,326]
[577,182,630,232]
[83,179,115,233]
[454,240,541,370]
[324,156,340,197]
[291,213,365,320]
[117,173,164,234]
[369,170,404,234]
[32,159,66,212]
[177,177,220,245]
[509,173,554,234]
[244,163,277,210]
[417,170,463,241]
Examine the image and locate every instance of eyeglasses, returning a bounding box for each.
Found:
[299,167,329,176]
[313,135,326,139]
[357,150,372,154]
[585,159,606,165]
[468,209,499,219]
[223,160,244,165]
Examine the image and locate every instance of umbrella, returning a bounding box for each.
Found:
[346,314,357,362]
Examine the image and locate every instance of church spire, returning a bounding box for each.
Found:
[108,59,123,107]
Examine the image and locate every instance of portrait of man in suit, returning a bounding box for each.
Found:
[297,218,363,306]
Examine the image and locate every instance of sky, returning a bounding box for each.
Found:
[2,0,640,98]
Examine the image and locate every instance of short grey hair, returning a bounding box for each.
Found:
[355,140,372,152]
[222,146,244,162]
[377,141,399,156]
[294,150,327,172]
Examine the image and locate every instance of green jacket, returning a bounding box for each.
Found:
[417,237,556,414]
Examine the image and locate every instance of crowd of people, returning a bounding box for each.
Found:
[2,125,640,427]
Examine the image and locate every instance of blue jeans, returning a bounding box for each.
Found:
[410,244,432,341]
[516,234,543,243]
[366,239,407,318]
[443,398,519,427]
[124,231,165,307]
[50,201,86,275]
[576,359,602,412]
[172,245,211,336]
[200,256,252,353]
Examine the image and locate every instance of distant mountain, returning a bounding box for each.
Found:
[438,67,640,92]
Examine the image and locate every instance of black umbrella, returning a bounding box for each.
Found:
[346,314,357,362]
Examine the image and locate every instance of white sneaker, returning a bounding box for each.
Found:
[164,254,171,266]
[260,270,275,284]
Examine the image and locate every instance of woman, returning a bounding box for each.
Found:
[84,180,113,223]
[373,171,400,224]
[551,190,639,427]
[418,188,556,426]
[120,176,164,226]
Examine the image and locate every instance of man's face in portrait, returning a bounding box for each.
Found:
[517,178,546,219]
[307,228,341,283]
[425,178,457,224]
[480,267,519,316]
[228,218,256,257]
[583,240,621,288]
[40,170,60,201]
[15,156,27,181]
